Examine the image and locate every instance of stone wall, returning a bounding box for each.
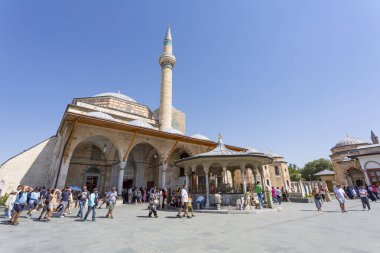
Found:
[0,137,57,193]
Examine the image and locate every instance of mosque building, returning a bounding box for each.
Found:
[0,26,291,205]
[330,131,380,187]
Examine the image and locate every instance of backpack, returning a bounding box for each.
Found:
[18,192,28,205]
[94,193,99,206]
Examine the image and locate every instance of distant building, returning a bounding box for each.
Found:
[330,131,380,186]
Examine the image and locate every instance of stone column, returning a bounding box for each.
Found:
[240,163,247,194]
[118,161,127,195]
[185,166,190,186]
[364,170,371,186]
[160,163,168,189]
[56,161,70,190]
[222,165,227,192]
[204,164,210,208]
[191,165,196,193]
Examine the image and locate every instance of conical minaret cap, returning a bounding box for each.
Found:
[164,24,172,41]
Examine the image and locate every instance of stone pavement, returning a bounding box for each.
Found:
[1,199,379,253]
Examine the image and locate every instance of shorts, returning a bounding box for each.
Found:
[13,203,24,213]
[338,198,345,204]
[107,203,115,211]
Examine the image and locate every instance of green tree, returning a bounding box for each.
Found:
[300,158,333,181]
[288,163,303,181]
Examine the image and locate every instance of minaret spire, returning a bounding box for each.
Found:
[159,24,176,131]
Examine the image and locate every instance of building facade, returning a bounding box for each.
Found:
[330,131,380,186]
[0,26,290,197]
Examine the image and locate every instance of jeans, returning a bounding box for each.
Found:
[277,195,282,204]
[59,201,68,216]
[360,197,370,209]
[84,206,96,221]
[77,200,85,218]
[4,208,12,218]
[314,198,322,210]
[257,192,263,206]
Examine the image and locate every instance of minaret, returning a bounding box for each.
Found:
[159,24,176,131]
[371,130,379,144]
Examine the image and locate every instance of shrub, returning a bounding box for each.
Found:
[0,193,9,206]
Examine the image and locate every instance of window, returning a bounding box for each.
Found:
[179,167,185,177]
[286,180,290,187]
[275,166,280,176]
[90,145,102,160]
[266,179,270,186]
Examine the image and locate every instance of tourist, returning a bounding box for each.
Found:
[139,187,144,203]
[9,185,29,225]
[359,186,370,211]
[143,188,147,202]
[37,186,47,211]
[45,188,60,222]
[313,188,322,211]
[243,190,252,210]
[4,190,17,219]
[366,185,376,201]
[83,188,99,222]
[105,187,117,219]
[324,186,332,202]
[38,188,51,221]
[319,186,326,202]
[122,188,127,204]
[162,188,166,210]
[271,187,277,203]
[159,188,163,210]
[177,185,191,218]
[128,187,133,204]
[255,181,263,208]
[372,184,379,199]
[185,193,195,217]
[281,186,288,202]
[214,192,222,210]
[276,187,282,204]
[65,187,73,214]
[99,188,110,209]
[148,188,159,218]
[26,187,40,218]
[196,195,206,209]
[334,185,349,213]
[58,186,70,217]
[251,197,260,209]
[77,186,89,218]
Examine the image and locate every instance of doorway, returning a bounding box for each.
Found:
[85,175,99,192]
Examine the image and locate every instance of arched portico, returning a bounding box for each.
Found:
[63,135,121,193]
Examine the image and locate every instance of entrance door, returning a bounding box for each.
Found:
[147,181,155,190]
[123,179,133,190]
[85,175,99,192]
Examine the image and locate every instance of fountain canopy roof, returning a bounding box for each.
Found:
[175,135,272,168]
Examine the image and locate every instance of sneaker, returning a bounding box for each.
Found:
[176,215,181,218]
[187,216,192,219]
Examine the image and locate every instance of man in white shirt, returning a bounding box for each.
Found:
[176,185,191,218]
[334,185,349,213]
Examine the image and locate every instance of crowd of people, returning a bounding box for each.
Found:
[2,181,379,225]
[3,185,118,225]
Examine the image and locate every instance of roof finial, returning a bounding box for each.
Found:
[218,133,223,143]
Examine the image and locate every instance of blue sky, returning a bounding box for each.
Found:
[0,1,379,167]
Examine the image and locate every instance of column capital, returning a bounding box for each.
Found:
[119,160,127,170]
[160,163,168,172]
[203,163,210,173]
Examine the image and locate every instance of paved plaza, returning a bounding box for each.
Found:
[1,200,379,253]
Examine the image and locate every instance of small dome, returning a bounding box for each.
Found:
[128,119,154,129]
[245,147,262,154]
[191,133,210,140]
[93,92,137,103]
[87,111,114,120]
[335,136,367,148]
[163,127,184,135]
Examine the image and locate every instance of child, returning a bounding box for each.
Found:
[183,194,195,217]
[4,191,17,219]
